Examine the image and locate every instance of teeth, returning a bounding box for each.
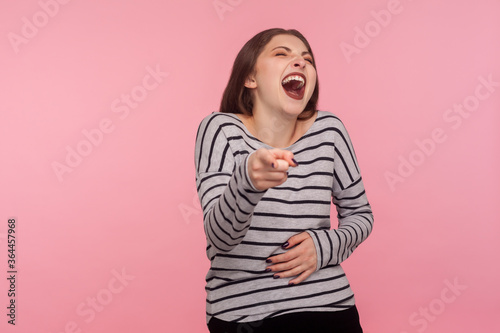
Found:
[281,75,305,88]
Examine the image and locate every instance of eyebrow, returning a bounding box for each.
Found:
[271,46,311,57]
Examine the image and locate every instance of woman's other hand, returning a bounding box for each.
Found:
[265,232,317,285]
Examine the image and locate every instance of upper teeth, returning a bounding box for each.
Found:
[282,75,305,88]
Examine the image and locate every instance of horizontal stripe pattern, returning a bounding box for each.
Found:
[194,111,373,323]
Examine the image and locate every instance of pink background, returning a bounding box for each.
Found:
[1,0,499,332]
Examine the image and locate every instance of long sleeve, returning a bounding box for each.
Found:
[195,114,267,254]
[306,119,374,269]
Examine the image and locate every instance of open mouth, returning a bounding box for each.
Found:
[281,73,306,100]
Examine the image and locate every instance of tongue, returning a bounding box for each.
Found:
[282,80,305,100]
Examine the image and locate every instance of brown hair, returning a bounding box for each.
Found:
[219,28,319,120]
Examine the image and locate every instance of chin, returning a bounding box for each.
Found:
[280,98,310,117]
[281,105,307,118]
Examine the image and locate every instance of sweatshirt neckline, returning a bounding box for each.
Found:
[226,111,321,150]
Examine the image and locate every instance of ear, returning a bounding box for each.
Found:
[244,73,257,89]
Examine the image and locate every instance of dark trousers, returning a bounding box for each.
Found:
[208,306,363,333]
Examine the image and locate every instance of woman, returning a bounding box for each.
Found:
[195,28,373,333]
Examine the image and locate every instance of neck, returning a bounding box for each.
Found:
[248,110,312,148]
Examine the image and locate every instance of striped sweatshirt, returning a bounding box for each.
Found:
[194,110,373,324]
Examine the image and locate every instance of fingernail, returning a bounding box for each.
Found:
[266,259,272,263]
[271,163,275,168]
[282,242,289,248]
[288,282,294,286]
[292,158,298,166]
[265,268,271,272]
[273,275,280,279]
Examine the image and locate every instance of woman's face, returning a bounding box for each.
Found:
[245,34,317,118]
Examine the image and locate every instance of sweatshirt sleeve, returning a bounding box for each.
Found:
[194,114,267,254]
[306,118,374,269]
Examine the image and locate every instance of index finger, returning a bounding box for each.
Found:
[269,149,298,167]
[253,148,278,169]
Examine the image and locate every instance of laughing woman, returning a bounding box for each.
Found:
[195,28,374,333]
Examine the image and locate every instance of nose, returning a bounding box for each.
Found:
[292,56,306,68]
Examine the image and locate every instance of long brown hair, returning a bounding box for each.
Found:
[219,28,319,120]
